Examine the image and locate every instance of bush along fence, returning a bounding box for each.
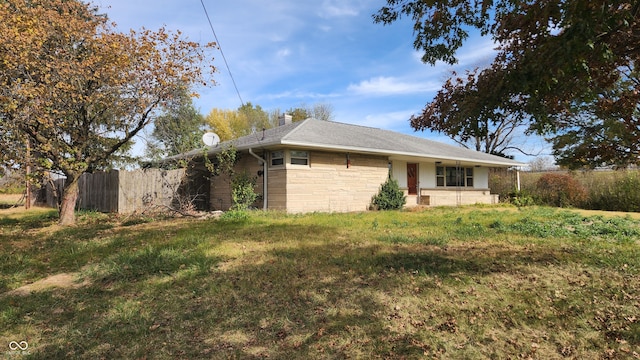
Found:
[44,168,210,214]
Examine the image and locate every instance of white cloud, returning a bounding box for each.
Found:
[347,76,440,96]
[353,110,416,129]
[456,37,499,67]
[259,89,341,101]
[320,1,359,18]
[410,36,498,71]
[276,48,292,58]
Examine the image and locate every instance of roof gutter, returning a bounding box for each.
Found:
[248,148,267,210]
[279,141,525,167]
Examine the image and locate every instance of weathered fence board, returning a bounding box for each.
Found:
[77,170,119,212]
[117,168,186,214]
[44,168,207,214]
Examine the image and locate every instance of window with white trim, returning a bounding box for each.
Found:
[436,166,474,187]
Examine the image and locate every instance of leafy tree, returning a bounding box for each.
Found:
[205,103,270,141]
[374,0,640,167]
[0,126,25,177]
[0,166,24,193]
[411,67,532,156]
[205,109,249,142]
[239,102,271,131]
[285,103,335,122]
[550,66,640,169]
[286,107,310,122]
[146,87,205,161]
[206,102,335,141]
[0,0,214,225]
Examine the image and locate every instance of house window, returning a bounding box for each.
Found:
[271,151,284,166]
[436,166,445,187]
[436,166,474,187]
[290,150,309,165]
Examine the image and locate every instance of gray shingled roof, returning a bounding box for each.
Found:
[167,119,523,167]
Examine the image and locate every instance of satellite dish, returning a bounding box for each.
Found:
[202,132,220,147]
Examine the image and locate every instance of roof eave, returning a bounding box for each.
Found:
[279,141,524,167]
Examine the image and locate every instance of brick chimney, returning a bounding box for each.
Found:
[278,113,292,126]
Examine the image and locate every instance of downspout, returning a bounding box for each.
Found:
[248,148,267,210]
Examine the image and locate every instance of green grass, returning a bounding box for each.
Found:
[0,193,24,209]
[1,206,639,359]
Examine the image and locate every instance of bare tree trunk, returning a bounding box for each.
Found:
[59,174,79,226]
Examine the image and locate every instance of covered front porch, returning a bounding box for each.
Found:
[390,158,511,207]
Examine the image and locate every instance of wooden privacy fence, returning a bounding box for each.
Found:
[46,168,209,213]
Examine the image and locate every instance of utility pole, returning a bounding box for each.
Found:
[25,138,31,209]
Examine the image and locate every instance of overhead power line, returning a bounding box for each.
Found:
[199,0,244,107]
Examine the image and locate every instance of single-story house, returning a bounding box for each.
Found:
[164,116,523,213]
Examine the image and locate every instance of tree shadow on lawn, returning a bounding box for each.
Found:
[0,209,58,230]
[1,222,634,359]
[153,238,622,359]
[0,245,224,359]
[0,216,213,292]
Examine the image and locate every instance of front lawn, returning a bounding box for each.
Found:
[1,206,639,359]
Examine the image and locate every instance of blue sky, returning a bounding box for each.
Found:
[95,0,547,163]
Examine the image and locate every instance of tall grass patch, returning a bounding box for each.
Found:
[493,169,640,212]
[583,170,640,212]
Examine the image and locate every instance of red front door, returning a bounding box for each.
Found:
[407,163,417,195]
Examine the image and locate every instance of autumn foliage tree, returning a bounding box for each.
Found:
[0,0,215,225]
[550,66,640,169]
[411,67,530,157]
[374,1,640,167]
[205,103,270,142]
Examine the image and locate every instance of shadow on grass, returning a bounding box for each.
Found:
[0,202,25,210]
[0,209,58,230]
[0,236,225,359]
[0,216,211,288]
[1,221,637,359]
